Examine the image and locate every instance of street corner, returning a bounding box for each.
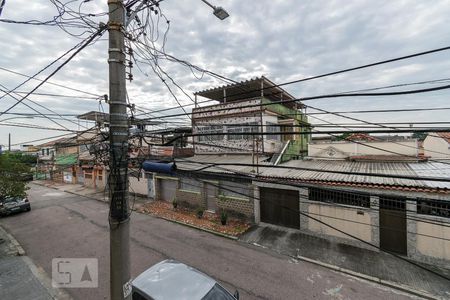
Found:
[0,225,25,257]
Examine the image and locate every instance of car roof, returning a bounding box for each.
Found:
[132,259,216,300]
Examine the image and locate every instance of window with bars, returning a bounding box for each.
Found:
[243,122,259,140]
[417,198,450,218]
[266,122,281,141]
[226,122,259,141]
[379,196,406,211]
[309,188,370,208]
[197,126,224,142]
[227,126,243,140]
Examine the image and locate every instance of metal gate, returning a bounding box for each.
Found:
[379,196,407,255]
[204,182,218,212]
[158,179,178,201]
[260,187,299,229]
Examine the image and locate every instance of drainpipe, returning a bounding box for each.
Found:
[252,138,255,173]
[256,139,260,175]
[260,79,265,154]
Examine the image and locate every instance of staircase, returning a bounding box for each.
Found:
[271,140,304,165]
[270,141,290,165]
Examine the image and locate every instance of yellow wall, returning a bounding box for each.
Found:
[416,221,450,260]
[308,204,372,242]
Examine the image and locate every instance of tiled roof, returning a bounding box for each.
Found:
[437,132,450,143]
[78,151,94,161]
[175,155,450,194]
[345,133,376,141]
[37,136,77,147]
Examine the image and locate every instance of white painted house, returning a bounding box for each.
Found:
[308,134,420,161]
[423,132,450,161]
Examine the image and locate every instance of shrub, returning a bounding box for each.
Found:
[220,210,228,225]
[172,197,178,209]
[195,206,204,219]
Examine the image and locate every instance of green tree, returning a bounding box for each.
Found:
[412,132,428,141]
[335,132,352,141]
[0,153,32,198]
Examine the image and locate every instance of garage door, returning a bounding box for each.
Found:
[260,187,299,229]
[159,179,178,201]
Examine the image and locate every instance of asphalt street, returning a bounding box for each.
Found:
[0,183,421,300]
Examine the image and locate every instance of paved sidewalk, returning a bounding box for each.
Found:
[0,226,72,300]
[32,180,148,210]
[240,224,450,299]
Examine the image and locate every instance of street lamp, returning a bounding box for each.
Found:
[200,0,230,20]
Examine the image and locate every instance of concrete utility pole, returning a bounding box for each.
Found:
[108,0,131,299]
[8,133,11,152]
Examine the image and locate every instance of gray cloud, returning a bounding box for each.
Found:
[1,0,450,146]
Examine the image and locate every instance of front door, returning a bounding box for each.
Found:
[379,196,407,255]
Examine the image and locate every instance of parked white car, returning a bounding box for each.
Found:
[132,260,239,300]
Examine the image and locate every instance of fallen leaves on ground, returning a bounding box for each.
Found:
[138,201,251,237]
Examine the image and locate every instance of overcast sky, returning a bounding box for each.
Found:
[1,0,450,147]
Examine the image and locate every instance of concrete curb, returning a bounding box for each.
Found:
[0,226,74,300]
[146,212,441,300]
[0,226,25,256]
[242,236,441,300]
[33,182,238,240]
[22,256,73,300]
[294,254,440,300]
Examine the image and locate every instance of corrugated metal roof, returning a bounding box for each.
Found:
[55,153,77,166]
[175,155,450,192]
[176,154,269,174]
[409,162,450,189]
[436,132,450,143]
[194,76,297,104]
[260,160,421,187]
